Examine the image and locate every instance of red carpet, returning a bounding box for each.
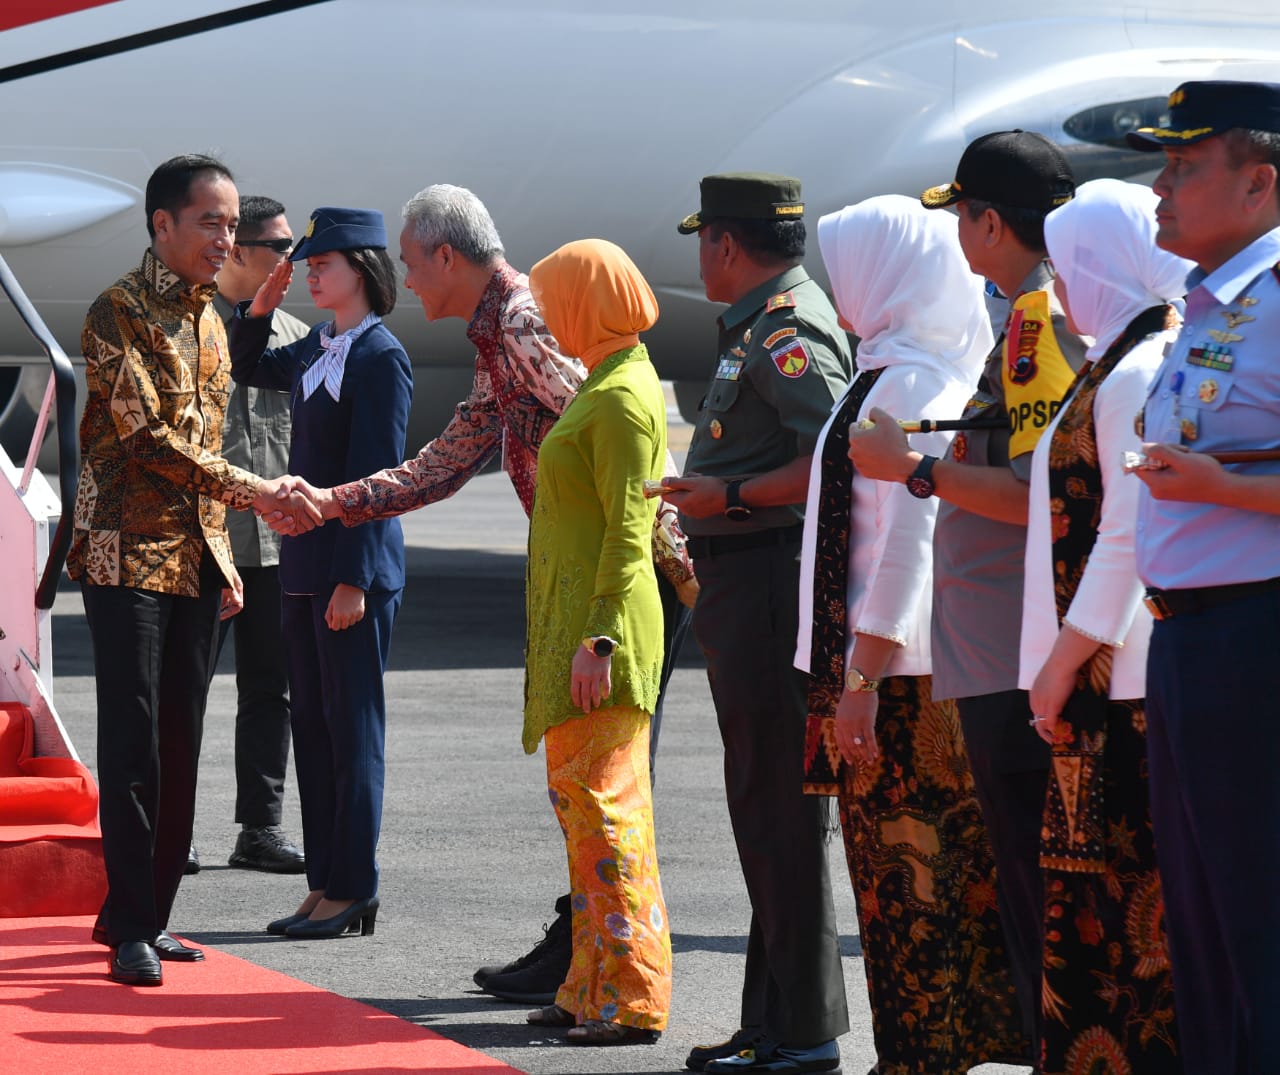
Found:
[0,916,525,1074]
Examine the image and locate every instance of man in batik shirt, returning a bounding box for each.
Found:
[70,154,314,987]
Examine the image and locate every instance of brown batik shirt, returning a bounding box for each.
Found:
[67,249,260,595]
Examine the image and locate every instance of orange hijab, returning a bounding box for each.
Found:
[529,239,659,369]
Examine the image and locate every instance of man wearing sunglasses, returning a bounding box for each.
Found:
[209,196,310,876]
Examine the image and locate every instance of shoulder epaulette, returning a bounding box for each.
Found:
[764,291,796,314]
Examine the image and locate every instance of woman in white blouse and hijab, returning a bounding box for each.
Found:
[1023,178,1188,1074]
[796,194,1029,1073]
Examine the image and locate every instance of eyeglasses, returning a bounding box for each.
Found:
[238,237,294,254]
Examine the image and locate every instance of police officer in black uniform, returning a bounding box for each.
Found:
[664,173,852,1075]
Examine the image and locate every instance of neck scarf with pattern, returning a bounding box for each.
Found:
[1040,303,1176,873]
[301,311,380,402]
[801,367,884,794]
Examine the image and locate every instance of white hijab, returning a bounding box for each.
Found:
[817,194,991,382]
[1044,178,1193,360]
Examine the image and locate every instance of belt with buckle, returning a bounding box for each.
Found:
[1143,576,1280,620]
[686,523,803,561]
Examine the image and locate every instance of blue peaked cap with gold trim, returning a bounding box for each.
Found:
[289,206,387,261]
[1127,80,1280,150]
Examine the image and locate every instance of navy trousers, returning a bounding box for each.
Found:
[1147,588,1280,1075]
[283,587,401,900]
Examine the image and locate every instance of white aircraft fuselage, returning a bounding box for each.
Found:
[2,0,1279,453]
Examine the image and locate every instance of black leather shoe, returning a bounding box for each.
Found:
[229,825,306,873]
[184,843,200,875]
[109,941,163,986]
[154,930,204,962]
[284,896,379,938]
[703,1039,841,1074]
[688,1029,778,1071]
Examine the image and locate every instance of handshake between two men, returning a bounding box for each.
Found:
[252,475,340,536]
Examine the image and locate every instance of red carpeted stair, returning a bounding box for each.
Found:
[0,702,107,917]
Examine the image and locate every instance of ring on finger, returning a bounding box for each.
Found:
[852,736,865,746]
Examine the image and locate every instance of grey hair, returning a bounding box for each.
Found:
[401,184,504,265]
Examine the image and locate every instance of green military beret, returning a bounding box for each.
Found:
[678,172,804,235]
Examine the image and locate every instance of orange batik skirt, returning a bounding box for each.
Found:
[544,705,671,1031]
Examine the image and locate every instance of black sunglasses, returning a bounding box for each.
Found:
[238,237,294,253]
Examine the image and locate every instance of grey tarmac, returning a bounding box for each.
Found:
[50,463,1028,1075]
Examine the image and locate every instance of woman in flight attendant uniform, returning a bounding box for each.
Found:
[230,207,412,939]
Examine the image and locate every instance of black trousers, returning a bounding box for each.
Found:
[215,565,291,827]
[1147,589,1280,1075]
[956,689,1050,1056]
[648,570,693,780]
[691,539,848,1046]
[83,552,223,946]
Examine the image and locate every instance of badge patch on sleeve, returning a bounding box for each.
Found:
[762,327,797,349]
[771,340,810,378]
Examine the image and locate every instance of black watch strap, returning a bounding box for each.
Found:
[906,455,939,499]
[724,479,752,521]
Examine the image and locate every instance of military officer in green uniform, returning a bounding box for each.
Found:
[664,173,852,1075]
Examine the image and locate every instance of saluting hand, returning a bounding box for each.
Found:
[247,259,293,319]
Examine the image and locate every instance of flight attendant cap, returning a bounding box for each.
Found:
[289,207,387,261]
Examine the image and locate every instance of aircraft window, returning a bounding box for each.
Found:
[1064,98,1172,149]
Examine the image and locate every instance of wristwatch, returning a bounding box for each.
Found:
[845,667,881,693]
[583,636,617,658]
[724,479,752,522]
[906,455,939,499]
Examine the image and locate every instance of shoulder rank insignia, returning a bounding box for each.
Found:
[765,291,796,314]
[770,340,809,378]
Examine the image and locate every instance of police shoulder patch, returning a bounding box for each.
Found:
[765,291,797,314]
[770,340,809,378]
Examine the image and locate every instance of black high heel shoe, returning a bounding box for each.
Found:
[266,912,309,935]
[284,896,379,939]
[267,910,362,936]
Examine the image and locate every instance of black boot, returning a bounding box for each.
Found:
[474,894,572,1004]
